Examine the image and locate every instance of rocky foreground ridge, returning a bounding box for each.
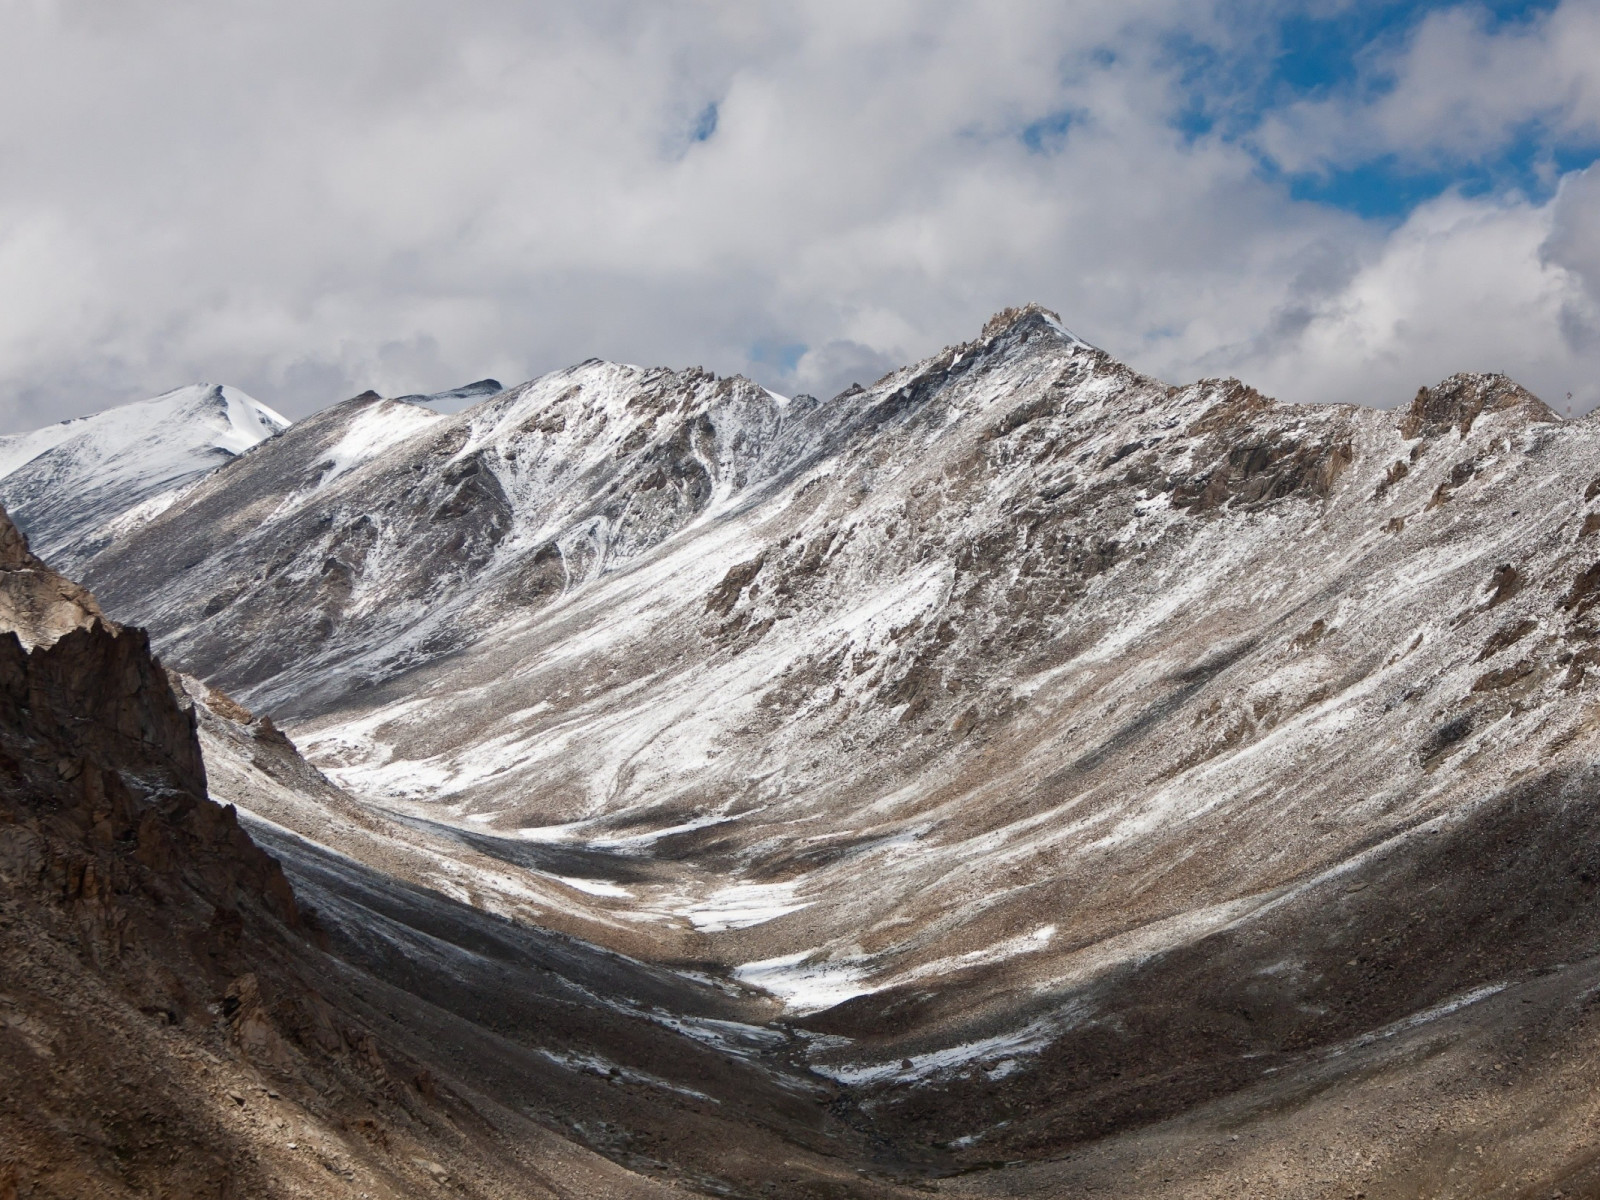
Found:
[1,509,905,1200]
[7,306,1600,1195]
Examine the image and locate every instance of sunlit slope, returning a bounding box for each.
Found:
[0,383,289,570]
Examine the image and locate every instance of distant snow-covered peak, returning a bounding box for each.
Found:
[395,378,504,414]
[0,382,291,570]
[0,383,288,476]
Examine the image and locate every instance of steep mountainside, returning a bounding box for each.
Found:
[0,384,288,572]
[25,305,1600,1195]
[0,509,934,1200]
[84,362,791,714]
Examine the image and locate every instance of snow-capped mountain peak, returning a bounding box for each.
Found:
[0,382,290,569]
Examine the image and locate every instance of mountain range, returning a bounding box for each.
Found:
[5,305,1600,1198]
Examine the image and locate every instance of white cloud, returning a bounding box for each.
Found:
[1545,164,1600,303]
[1223,188,1600,411]
[0,0,1596,428]
[1257,2,1600,172]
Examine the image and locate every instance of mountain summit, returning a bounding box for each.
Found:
[0,383,289,570]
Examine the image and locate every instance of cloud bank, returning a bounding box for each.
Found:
[0,0,1597,429]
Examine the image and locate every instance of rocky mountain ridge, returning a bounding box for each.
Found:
[10,305,1600,1195]
[81,354,809,713]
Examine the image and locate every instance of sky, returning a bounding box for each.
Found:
[1,0,1599,430]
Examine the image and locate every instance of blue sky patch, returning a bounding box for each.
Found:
[1021,109,1076,154]
[1282,158,1463,219]
[691,101,719,143]
[1270,0,1557,95]
[1283,137,1600,218]
[1161,1,1587,220]
[748,340,807,373]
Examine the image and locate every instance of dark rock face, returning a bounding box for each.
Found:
[0,503,208,822]
[0,612,312,907]
[0,622,208,822]
[0,502,298,959]
[0,506,30,567]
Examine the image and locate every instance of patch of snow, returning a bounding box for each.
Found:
[817,1019,1061,1085]
[680,881,811,932]
[1328,982,1510,1058]
[553,876,633,899]
[734,951,875,1014]
[535,1049,715,1102]
[0,383,290,562]
[887,924,1057,987]
[95,483,192,540]
[514,823,587,842]
[587,810,747,849]
[646,1013,787,1058]
[315,400,441,490]
[0,383,286,479]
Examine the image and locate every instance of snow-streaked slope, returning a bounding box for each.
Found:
[0,383,289,570]
[72,307,1600,1180]
[84,360,793,714]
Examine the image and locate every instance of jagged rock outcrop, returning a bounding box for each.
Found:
[1399,370,1558,438]
[0,615,299,919]
[0,503,107,648]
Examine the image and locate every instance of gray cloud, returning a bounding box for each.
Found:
[0,1,1599,430]
[1546,165,1600,302]
[793,339,902,401]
